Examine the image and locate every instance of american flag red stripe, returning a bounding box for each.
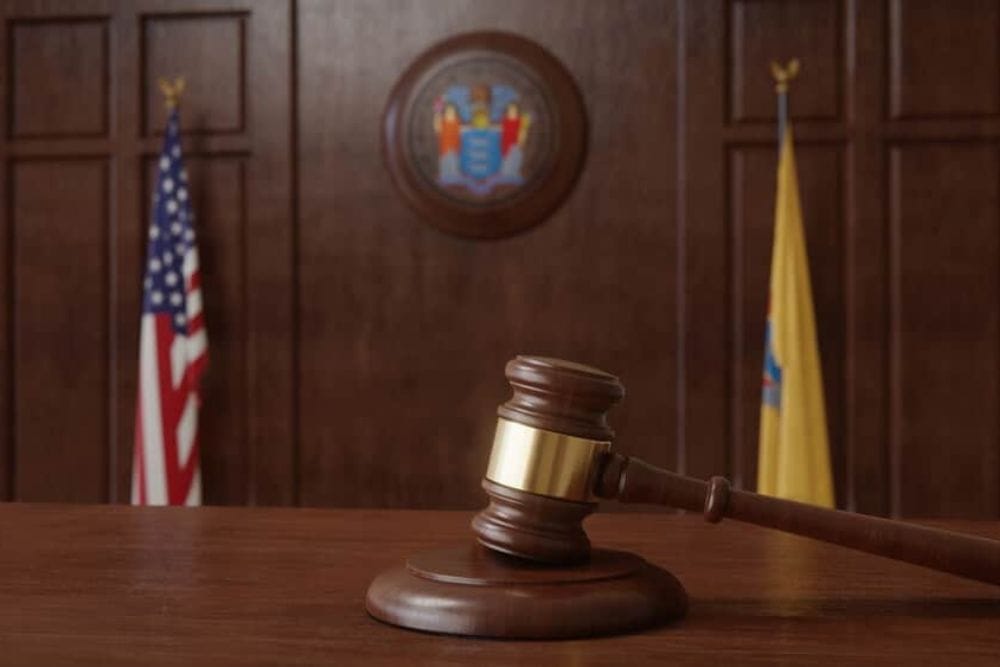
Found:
[131,108,207,506]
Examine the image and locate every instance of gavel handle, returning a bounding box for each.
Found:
[597,453,1000,586]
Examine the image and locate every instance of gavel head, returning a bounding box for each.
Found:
[471,356,624,564]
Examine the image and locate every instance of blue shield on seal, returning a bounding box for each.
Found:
[459,128,501,179]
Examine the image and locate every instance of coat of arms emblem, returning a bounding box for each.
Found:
[383,32,587,238]
[434,84,531,194]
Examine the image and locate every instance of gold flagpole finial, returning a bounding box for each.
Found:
[770,59,800,94]
[158,76,186,111]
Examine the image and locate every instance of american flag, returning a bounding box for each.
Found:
[131,108,208,506]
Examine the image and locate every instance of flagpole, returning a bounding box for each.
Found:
[769,59,799,147]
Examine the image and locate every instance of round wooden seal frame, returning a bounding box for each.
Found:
[382,32,587,239]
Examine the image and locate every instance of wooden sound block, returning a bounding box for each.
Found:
[365,544,687,639]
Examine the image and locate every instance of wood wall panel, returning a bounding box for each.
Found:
[686,0,852,501]
[297,0,676,508]
[12,159,109,501]
[1,0,291,505]
[728,0,841,122]
[9,18,108,138]
[681,0,729,485]
[239,0,295,505]
[1,0,998,518]
[842,0,890,516]
[889,0,1000,119]
[0,12,9,500]
[109,8,145,505]
[142,13,247,135]
[890,143,1000,517]
[188,156,248,505]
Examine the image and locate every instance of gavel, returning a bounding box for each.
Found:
[471,355,1000,585]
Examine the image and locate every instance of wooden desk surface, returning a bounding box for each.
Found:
[1,504,998,666]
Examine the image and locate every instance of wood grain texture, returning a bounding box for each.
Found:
[0,16,8,499]
[0,0,293,505]
[240,0,295,506]
[178,156,249,504]
[0,505,999,665]
[366,545,687,638]
[297,0,677,508]
[142,12,247,135]
[890,144,1000,518]
[843,0,890,517]
[728,0,842,122]
[680,0,729,486]
[1,0,1000,519]
[601,454,1000,586]
[685,0,1000,519]
[13,159,110,501]
[9,17,109,138]
[889,0,1000,119]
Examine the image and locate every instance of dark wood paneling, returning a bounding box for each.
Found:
[109,7,143,504]
[2,0,292,505]
[681,0,730,484]
[12,159,109,501]
[9,18,109,138]
[890,143,1000,518]
[142,13,247,135]
[728,0,841,122]
[889,0,1000,119]
[687,0,851,498]
[297,0,676,508]
[240,0,295,505]
[846,0,890,516]
[1,0,999,519]
[0,11,9,500]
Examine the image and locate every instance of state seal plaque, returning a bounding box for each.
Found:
[383,32,587,239]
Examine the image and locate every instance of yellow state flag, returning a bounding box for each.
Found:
[757,125,834,508]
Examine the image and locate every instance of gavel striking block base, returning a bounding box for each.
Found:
[365,544,687,639]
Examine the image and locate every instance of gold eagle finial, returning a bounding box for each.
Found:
[770,59,800,94]
[158,77,186,111]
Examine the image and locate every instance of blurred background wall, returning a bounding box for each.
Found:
[0,0,997,518]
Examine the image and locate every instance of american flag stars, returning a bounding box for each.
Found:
[143,117,199,334]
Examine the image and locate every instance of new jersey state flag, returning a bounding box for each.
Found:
[757,126,834,508]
